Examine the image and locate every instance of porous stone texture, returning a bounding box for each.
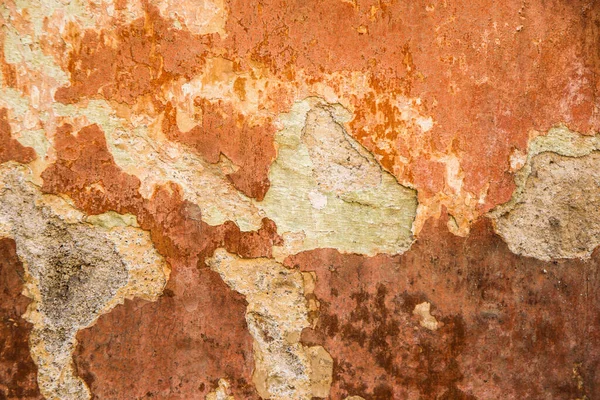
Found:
[0,163,168,399]
[0,0,599,399]
[207,249,333,400]
[491,127,600,261]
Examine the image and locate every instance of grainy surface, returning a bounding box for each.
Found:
[0,0,599,398]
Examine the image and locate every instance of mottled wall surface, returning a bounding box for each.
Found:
[0,0,599,399]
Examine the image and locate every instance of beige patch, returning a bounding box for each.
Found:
[207,249,333,400]
[491,126,600,260]
[205,379,235,400]
[153,0,228,36]
[413,302,440,331]
[0,163,168,400]
[260,98,418,259]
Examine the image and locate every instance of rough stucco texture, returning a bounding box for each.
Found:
[0,0,599,399]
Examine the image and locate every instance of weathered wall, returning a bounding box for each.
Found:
[0,0,599,399]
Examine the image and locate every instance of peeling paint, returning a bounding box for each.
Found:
[207,249,333,400]
[0,163,168,400]
[491,126,600,260]
[260,98,418,258]
[0,0,598,398]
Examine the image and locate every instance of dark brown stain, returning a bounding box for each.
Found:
[286,216,600,399]
[0,108,35,165]
[0,238,42,400]
[41,123,281,398]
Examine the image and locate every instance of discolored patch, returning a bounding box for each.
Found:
[163,99,277,200]
[72,215,282,399]
[0,163,168,399]
[0,238,42,400]
[286,217,600,399]
[0,108,35,164]
[260,98,418,257]
[55,3,214,106]
[40,120,282,398]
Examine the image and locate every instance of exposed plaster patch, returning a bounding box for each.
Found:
[52,100,265,231]
[205,379,235,400]
[207,249,333,400]
[259,98,418,258]
[490,126,600,260]
[0,163,168,400]
[413,302,440,331]
[153,0,228,36]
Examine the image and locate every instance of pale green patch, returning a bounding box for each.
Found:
[257,98,418,256]
[53,100,264,231]
[15,129,49,158]
[3,25,68,84]
[86,211,140,229]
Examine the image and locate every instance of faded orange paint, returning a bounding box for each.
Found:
[55,3,214,107]
[223,0,599,214]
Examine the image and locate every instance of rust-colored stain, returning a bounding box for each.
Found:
[0,109,35,165]
[40,121,280,398]
[0,238,42,399]
[163,100,277,200]
[286,217,600,399]
[73,266,259,399]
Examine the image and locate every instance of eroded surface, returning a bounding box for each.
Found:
[0,0,599,398]
[492,127,600,260]
[286,217,600,399]
[207,249,333,400]
[0,163,168,399]
[260,98,418,257]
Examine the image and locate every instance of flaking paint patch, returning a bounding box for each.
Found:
[52,100,265,231]
[0,163,168,400]
[413,302,440,331]
[207,249,333,400]
[205,379,235,400]
[491,126,600,260]
[259,98,418,258]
